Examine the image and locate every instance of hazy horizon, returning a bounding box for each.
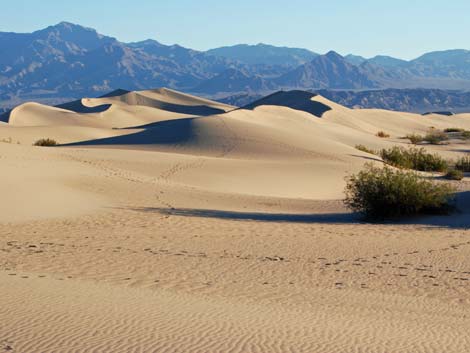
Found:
[1,0,469,60]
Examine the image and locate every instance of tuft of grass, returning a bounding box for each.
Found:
[376,131,390,138]
[455,156,470,172]
[424,130,448,145]
[445,169,464,181]
[33,138,58,147]
[355,145,377,155]
[344,163,456,220]
[380,146,448,172]
[405,134,424,145]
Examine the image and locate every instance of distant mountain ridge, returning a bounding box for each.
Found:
[0,22,469,111]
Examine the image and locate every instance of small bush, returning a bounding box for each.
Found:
[424,130,448,145]
[380,146,448,172]
[33,138,58,147]
[455,156,470,172]
[377,131,390,138]
[406,134,424,145]
[355,145,376,155]
[461,131,470,140]
[445,169,464,181]
[344,164,456,220]
[444,127,465,133]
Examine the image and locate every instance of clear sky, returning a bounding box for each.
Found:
[0,0,469,60]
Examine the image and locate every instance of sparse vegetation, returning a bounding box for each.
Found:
[344,164,456,220]
[445,169,464,181]
[1,137,13,144]
[380,146,448,172]
[461,131,470,140]
[355,145,376,155]
[405,134,424,145]
[455,156,470,172]
[33,138,58,147]
[376,131,390,138]
[424,130,448,145]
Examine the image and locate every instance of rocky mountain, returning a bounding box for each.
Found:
[315,88,470,113]
[1,22,470,111]
[0,22,238,107]
[275,51,382,89]
[206,43,318,68]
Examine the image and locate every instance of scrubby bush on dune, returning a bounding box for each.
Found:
[355,144,377,155]
[461,131,470,140]
[424,130,448,145]
[344,164,456,220]
[455,156,470,172]
[445,169,464,181]
[376,131,390,138]
[380,146,448,172]
[33,138,58,147]
[405,134,424,145]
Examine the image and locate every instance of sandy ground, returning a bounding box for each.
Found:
[1,89,470,352]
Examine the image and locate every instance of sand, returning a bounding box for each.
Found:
[1,89,470,352]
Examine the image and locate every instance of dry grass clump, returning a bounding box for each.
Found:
[376,131,390,138]
[355,144,376,155]
[445,169,464,181]
[345,163,456,220]
[405,134,424,145]
[455,156,470,172]
[424,130,448,145]
[380,146,448,172]
[33,138,58,147]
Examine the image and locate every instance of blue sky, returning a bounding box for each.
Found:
[1,0,469,60]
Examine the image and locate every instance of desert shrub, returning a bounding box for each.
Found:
[344,164,456,220]
[424,130,448,145]
[376,131,390,138]
[355,144,376,155]
[406,134,424,145]
[445,169,464,181]
[455,156,470,172]
[444,127,465,133]
[1,137,12,144]
[380,146,448,172]
[33,138,58,147]
[461,131,470,140]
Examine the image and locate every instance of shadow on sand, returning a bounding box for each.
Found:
[242,90,332,118]
[129,192,470,229]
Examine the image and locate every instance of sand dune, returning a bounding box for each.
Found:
[1,88,470,352]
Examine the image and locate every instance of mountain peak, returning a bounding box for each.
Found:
[325,51,344,60]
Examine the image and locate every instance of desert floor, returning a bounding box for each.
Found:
[1,89,470,352]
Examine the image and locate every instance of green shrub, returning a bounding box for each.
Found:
[355,144,376,155]
[424,130,448,145]
[33,138,58,147]
[455,156,470,172]
[461,131,470,140]
[380,146,448,172]
[445,169,464,181]
[344,164,456,220]
[406,134,424,145]
[444,128,465,133]
[376,131,390,138]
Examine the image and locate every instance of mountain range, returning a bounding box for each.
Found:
[1,22,470,112]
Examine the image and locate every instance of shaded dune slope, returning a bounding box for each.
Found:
[243,90,332,117]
